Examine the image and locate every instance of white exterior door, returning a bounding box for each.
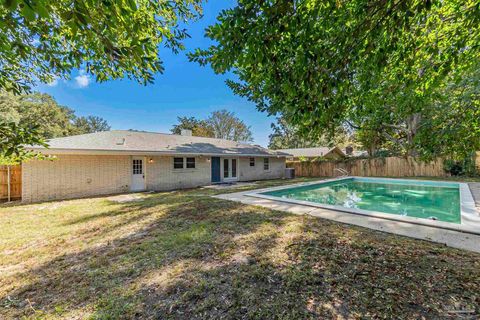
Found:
[222,158,238,182]
[131,157,146,191]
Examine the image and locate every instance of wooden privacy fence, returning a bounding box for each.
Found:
[0,165,22,202]
[287,157,448,178]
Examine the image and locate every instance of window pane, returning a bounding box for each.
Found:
[224,159,229,177]
[186,157,195,169]
[232,159,237,177]
[263,158,269,170]
[133,159,143,174]
[249,157,255,166]
[174,157,184,169]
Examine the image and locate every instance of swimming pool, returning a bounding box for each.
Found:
[247,177,480,234]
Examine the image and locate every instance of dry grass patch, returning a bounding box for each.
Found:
[0,178,479,319]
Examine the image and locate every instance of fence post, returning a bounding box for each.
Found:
[7,165,11,202]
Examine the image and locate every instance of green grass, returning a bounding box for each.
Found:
[0,178,479,319]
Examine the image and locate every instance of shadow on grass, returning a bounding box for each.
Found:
[1,190,480,319]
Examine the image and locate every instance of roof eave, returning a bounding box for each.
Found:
[29,148,287,158]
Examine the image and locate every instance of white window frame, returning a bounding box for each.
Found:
[263,158,270,171]
[173,157,184,169]
[186,157,196,169]
[249,157,255,167]
[222,157,239,181]
[173,157,196,170]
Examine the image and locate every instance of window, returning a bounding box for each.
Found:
[133,159,143,174]
[186,157,196,169]
[263,158,269,170]
[249,157,255,167]
[173,157,184,169]
[224,159,229,177]
[232,159,237,177]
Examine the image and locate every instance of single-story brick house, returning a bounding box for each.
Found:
[22,130,289,203]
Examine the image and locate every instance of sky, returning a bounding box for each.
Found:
[36,1,275,147]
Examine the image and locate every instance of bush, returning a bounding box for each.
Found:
[444,155,478,176]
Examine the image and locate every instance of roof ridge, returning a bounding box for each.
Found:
[111,130,263,147]
[46,130,111,141]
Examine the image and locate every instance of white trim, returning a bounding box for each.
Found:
[221,157,239,182]
[263,157,270,171]
[172,156,198,172]
[130,156,146,192]
[245,176,480,235]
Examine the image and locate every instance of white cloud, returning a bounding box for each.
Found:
[75,70,90,88]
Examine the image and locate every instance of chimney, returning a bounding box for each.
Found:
[180,129,192,136]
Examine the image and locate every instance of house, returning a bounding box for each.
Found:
[276,147,346,161]
[22,130,288,203]
[343,146,369,157]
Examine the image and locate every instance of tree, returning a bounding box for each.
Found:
[268,115,354,150]
[0,0,202,94]
[170,116,214,137]
[190,0,480,159]
[0,92,110,138]
[206,110,253,142]
[170,110,253,142]
[0,92,75,138]
[72,116,111,134]
[0,122,47,164]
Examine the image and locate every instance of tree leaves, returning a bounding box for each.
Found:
[0,121,47,164]
[170,110,254,143]
[192,0,480,159]
[0,91,111,138]
[0,0,203,94]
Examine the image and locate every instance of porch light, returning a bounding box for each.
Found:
[148,158,154,163]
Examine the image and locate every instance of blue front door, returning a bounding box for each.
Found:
[211,157,221,182]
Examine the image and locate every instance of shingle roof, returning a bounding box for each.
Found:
[276,147,345,158]
[32,130,288,157]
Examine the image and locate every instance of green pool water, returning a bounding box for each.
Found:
[262,178,461,223]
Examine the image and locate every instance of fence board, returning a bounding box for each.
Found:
[0,165,22,201]
[287,157,448,178]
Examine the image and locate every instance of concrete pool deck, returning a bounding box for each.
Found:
[214,179,480,253]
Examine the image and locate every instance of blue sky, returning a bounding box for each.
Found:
[36,1,275,147]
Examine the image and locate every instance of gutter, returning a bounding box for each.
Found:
[28,148,289,158]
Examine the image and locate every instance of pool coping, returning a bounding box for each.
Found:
[243,176,480,236]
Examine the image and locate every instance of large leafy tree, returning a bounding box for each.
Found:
[191,0,480,159]
[0,122,47,164]
[0,92,75,138]
[170,116,214,137]
[0,92,110,138]
[171,110,253,142]
[0,0,202,93]
[206,109,253,142]
[72,116,111,134]
[268,115,353,150]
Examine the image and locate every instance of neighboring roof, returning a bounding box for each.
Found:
[342,149,369,157]
[276,147,346,158]
[31,130,288,157]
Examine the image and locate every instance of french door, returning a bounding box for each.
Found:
[223,158,237,181]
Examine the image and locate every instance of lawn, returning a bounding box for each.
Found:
[1,178,479,319]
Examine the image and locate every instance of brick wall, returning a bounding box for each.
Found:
[22,155,131,202]
[22,154,287,203]
[238,157,285,181]
[145,156,211,191]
